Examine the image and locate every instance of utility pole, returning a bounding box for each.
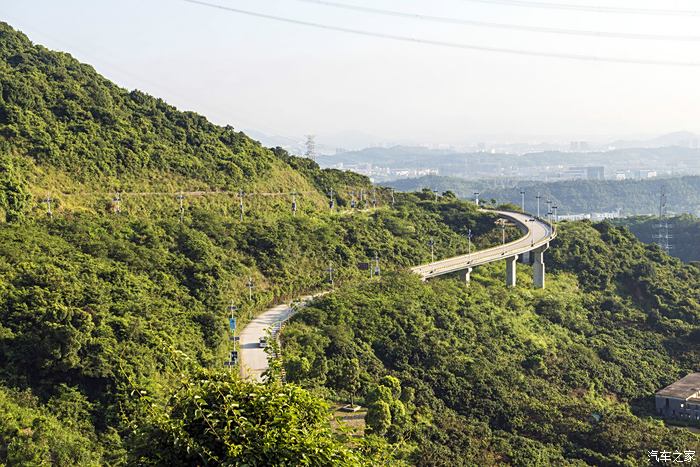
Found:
[552,205,558,223]
[177,191,185,223]
[391,189,395,206]
[227,300,238,369]
[44,192,53,219]
[113,192,122,213]
[474,191,480,207]
[495,218,508,245]
[247,277,254,301]
[536,193,541,218]
[467,229,472,258]
[546,199,552,221]
[428,237,435,262]
[520,189,525,212]
[328,188,335,211]
[239,190,244,221]
[327,262,335,288]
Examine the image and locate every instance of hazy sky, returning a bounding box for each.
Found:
[5,0,700,147]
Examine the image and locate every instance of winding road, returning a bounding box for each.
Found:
[411,209,555,279]
[239,294,321,381]
[239,209,555,381]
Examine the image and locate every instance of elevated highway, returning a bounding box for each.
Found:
[411,210,556,288]
[240,209,556,381]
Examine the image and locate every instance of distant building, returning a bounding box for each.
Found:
[655,373,700,421]
[565,166,605,181]
[634,169,658,179]
[569,141,590,152]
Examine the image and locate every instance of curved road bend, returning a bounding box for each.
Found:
[240,210,554,380]
[411,209,555,279]
[239,294,320,382]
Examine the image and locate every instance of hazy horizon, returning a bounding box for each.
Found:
[6,0,700,148]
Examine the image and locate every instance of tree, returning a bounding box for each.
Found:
[0,155,31,222]
[340,357,361,407]
[365,400,392,436]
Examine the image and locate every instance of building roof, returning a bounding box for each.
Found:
[656,373,700,400]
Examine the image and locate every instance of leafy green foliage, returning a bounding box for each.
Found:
[614,214,700,262]
[0,22,276,187]
[128,367,369,466]
[282,223,700,465]
[388,174,700,216]
[0,386,108,466]
[0,154,31,221]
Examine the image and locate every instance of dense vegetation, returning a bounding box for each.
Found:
[0,21,520,464]
[614,214,700,263]
[2,20,698,466]
[282,221,700,465]
[387,175,700,216]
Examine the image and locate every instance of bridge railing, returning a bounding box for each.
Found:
[411,209,557,276]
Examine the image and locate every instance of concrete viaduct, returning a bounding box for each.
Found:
[411,210,556,288]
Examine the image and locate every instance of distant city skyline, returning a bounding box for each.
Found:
[6,0,700,147]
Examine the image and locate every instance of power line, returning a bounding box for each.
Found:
[294,0,700,42]
[455,0,700,17]
[181,0,700,67]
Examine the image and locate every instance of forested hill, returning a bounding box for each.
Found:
[0,21,376,220]
[0,22,271,184]
[0,22,516,465]
[614,214,700,263]
[386,175,700,216]
[1,21,698,467]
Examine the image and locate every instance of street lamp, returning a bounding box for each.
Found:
[467,229,473,258]
[495,218,508,245]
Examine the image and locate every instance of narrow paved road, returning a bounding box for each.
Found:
[240,209,553,380]
[239,294,319,382]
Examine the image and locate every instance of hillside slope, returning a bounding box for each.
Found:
[0,22,520,465]
[387,175,700,216]
[282,221,700,465]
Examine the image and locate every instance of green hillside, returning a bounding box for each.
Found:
[386,175,700,216]
[1,21,698,466]
[0,22,514,465]
[613,214,700,263]
[282,221,700,464]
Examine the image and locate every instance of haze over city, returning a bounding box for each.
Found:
[6,0,700,149]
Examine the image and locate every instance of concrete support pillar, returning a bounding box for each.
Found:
[533,244,549,289]
[459,267,473,284]
[505,256,517,287]
[520,250,530,264]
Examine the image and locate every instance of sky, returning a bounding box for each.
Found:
[5,0,700,148]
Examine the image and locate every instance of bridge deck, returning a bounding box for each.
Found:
[411,210,556,279]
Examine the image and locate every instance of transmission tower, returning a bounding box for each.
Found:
[177,191,185,223]
[113,192,122,214]
[44,192,53,219]
[304,135,316,160]
[653,190,673,253]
